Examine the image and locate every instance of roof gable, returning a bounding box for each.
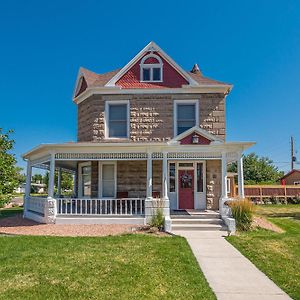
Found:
[280,169,300,180]
[168,126,224,145]
[105,41,199,88]
[116,51,189,89]
[179,131,212,145]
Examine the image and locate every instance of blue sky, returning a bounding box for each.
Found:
[1,0,300,173]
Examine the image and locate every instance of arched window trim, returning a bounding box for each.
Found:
[140,53,163,82]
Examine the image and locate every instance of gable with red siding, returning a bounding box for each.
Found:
[180,132,211,145]
[116,52,189,89]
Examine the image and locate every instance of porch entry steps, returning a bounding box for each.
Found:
[171,210,228,232]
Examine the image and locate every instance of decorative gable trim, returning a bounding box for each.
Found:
[168,126,224,145]
[73,69,85,98]
[105,41,199,87]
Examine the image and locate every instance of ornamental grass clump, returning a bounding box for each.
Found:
[228,198,255,231]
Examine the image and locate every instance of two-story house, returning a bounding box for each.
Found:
[22,41,254,228]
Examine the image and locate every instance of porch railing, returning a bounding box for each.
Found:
[56,198,145,216]
[27,196,46,215]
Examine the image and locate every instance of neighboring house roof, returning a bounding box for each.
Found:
[73,41,232,99]
[280,169,300,180]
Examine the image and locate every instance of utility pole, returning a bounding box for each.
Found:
[291,136,295,170]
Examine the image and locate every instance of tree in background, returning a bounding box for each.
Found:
[32,174,43,183]
[0,129,21,206]
[228,152,284,185]
[43,171,74,192]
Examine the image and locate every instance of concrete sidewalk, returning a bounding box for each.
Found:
[176,231,291,300]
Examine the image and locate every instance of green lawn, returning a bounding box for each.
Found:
[0,234,215,300]
[0,206,23,218]
[227,205,300,300]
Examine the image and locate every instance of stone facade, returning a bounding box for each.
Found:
[91,161,99,198]
[77,160,163,199]
[77,93,226,142]
[206,160,222,210]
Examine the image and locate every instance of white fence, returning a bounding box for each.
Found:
[27,197,46,215]
[56,198,145,216]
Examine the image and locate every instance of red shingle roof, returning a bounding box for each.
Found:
[75,67,230,97]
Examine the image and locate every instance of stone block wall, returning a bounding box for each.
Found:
[206,160,222,210]
[77,93,226,142]
[91,161,98,198]
[116,160,162,198]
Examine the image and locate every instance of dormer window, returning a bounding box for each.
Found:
[140,53,163,82]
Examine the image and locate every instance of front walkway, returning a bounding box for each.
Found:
[176,231,291,300]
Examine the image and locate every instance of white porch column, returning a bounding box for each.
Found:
[162,152,168,199]
[24,160,32,215]
[48,153,55,198]
[146,152,153,198]
[57,167,62,197]
[221,152,228,199]
[46,153,57,224]
[237,152,245,198]
[73,172,77,197]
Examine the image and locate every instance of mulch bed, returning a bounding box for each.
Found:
[0,214,169,237]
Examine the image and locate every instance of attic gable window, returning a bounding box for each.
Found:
[140,53,163,82]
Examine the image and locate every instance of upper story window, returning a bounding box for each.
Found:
[140,53,163,82]
[105,100,129,139]
[174,100,199,136]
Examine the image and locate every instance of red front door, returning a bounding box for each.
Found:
[178,169,194,209]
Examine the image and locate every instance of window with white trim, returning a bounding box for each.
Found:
[81,165,91,197]
[101,164,116,197]
[106,101,129,138]
[175,102,197,135]
[140,53,163,82]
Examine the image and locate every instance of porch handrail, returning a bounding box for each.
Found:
[27,196,46,215]
[56,198,145,216]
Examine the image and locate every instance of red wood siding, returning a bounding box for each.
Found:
[116,52,189,89]
[180,132,211,145]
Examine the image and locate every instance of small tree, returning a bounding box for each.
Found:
[0,129,20,206]
[228,152,284,185]
[32,174,43,183]
[43,171,73,192]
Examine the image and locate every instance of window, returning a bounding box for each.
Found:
[294,181,300,185]
[197,163,204,192]
[101,164,116,197]
[105,101,129,138]
[169,163,176,192]
[140,53,163,82]
[227,178,231,194]
[175,101,198,135]
[81,165,91,197]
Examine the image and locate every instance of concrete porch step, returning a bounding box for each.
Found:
[171,218,223,225]
[171,213,221,220]
[172,223,227,231]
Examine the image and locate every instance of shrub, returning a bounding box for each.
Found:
[0,194,12,208]
[227,199,255,231]
[150,209,164,230]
